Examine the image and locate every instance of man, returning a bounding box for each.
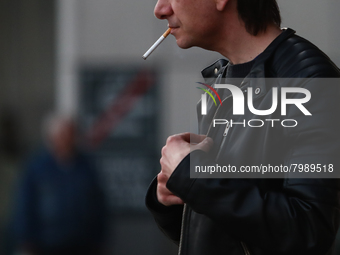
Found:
[146,0,340,254]
[13,114,107,255]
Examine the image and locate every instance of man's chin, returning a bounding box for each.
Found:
[176,39,193,49]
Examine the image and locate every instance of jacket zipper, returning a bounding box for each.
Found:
[207,87,247,160]
[240,241,251,255]
[223,121,230,137]
[216,121,230,160]
[178,204,188,255]
[206,95,232,137]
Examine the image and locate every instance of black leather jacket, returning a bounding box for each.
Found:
[146,28,340,255]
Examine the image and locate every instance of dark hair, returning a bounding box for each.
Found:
[237,0,281,36]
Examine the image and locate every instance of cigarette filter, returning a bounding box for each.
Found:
[142,28,171,60]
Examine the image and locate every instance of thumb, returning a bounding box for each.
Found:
[191,137,213,153]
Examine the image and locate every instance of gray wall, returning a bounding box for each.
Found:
[279,0,340,66]
[0,0,55,150]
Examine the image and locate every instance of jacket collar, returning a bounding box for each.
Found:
[201,28,296,79]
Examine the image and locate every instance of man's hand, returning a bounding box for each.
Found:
[157,133,213,206]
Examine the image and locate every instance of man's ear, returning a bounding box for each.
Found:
[215,0,230,11]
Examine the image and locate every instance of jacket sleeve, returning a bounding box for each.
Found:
[166,79,340,255]
[145,177,184,245]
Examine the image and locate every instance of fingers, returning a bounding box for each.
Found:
[163,195,184,206]
[157,171,169,183]
[192,137,214,153]
[188,133,208,144]
[157,172,184,206]
[176,132,207,144]
[156,133,214,207]
[161,135,191,176]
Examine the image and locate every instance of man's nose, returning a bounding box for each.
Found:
[154,0,173,20]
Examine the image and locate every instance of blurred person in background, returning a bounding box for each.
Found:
[12,113,108,255]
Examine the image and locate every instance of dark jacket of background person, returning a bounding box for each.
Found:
[146,28,340,255]
[13,149,107,255]
[12,115,107,255]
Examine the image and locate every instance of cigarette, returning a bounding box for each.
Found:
[142,28,171,60]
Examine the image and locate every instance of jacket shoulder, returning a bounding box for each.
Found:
[270,34,340,78]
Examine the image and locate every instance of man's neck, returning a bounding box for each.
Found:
[215,24,282,65]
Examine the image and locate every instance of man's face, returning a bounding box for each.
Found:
[154,0,222,50]
[50,120,76,160]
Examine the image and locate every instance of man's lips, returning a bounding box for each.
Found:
[168,26,179,34]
